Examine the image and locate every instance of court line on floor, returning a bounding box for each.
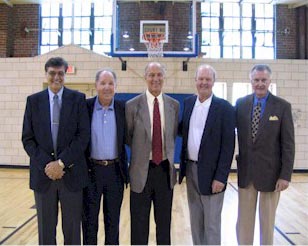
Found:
[228,182,296,245]
[0,213,37,245]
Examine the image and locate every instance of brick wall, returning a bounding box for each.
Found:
[12,4,40,57]
[276,5,298,59]
[0,5,12,57]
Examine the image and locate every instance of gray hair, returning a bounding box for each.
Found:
[195,64,217,82]
[249,64,272,80]
[144,62,166,76]
[95,68,117,83]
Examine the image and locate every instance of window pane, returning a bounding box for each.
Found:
[202,17,211,29]
[213,82,227,99]
[81,31,90,44]
[202,32,210,45]
[242,47,252,59]
[256,19,265,30]
[41,32,50,45]
[50,32,58,44]
[211,32,220,45]
[265,19,273,31]
[74,2,82,16]
[103,30,111,44]
[74,17,82,29]
[201,2,210,15]
[264,4,273,18]
[242,3,252,17]
[255,4,264,17]
[62,2,72,16]
[242,32,252,45]
[211,3,220,16]
[94,32,103,44]
[63,31,72,45]
[224,47,233,58]
[50,3,59,16]
[42,18,51,29]
[74,31,81,44]
[232,83,252,105]
[41,3,51,17]
[211,18,219,29]
[81,17,90,29]
[63,17,72,29]
[80,2,91,16]
[255,47,273,59]
[242,18,251,30]
[255,33,264,46]
[50,18,58,29]
[210,46,221,58]
[264,33,273,46]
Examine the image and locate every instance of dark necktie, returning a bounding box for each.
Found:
[152,97,162,165]
[251,102,261,142]
[52,94,60,155]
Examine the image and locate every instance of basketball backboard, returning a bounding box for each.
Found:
[111,0,198,57]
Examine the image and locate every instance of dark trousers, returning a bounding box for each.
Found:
[82,162,124,245]
[34,180,83,245]
[130,160,173,245]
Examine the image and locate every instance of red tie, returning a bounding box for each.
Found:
[152,97,162,165]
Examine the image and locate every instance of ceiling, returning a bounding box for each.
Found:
[1,0,308,8]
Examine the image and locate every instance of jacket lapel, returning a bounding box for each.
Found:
[58,88,73,138]
[40,89,53,149]
[140,93,151,139]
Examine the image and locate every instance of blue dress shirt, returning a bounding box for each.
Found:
[90,97,118,160]
[252,92,269,118]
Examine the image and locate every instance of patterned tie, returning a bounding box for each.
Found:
[251,102,261,142]
[52,94,60,155]
[152,97,162,165]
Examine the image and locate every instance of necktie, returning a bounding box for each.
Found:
[251,102,261,142]
[152,98,162,165]
[52,94,60,155]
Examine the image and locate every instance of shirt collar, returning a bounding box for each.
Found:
[146,89,163,104]
[195,93,213,107]
[95,96,114,111]
[48,86,64,101]
[253,92,269,106]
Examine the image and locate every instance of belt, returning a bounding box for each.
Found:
[187,159,197,164]
[91,158,119,166]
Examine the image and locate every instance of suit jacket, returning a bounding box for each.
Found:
[86,96,128,185]
[126,93,179,193]
[22,87,90,192]
[179,95,235,195]
[235,93,295,192]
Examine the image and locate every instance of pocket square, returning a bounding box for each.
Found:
[269,115,279,121]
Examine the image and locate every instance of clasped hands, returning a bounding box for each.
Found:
[212,180,225,194]
[45,161,65,180]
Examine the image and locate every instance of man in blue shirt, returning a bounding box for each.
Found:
[235,64,295,245]
[82,68,128,245]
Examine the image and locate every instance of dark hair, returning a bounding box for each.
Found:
[45,57,69,72]
[95,68,117,83]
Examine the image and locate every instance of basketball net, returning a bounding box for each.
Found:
[143,32,165,58]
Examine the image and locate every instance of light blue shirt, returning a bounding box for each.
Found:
[252,92,269,118]
[48,86,63,129]
[90,97,118,160]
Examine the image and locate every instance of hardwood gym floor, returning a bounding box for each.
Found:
[0,168,307,245]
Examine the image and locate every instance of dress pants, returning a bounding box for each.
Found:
[236,183,280,245]
[82,162,124,245]
[34,179,83,245]
[130,160,173,245]
[186,161,225,245]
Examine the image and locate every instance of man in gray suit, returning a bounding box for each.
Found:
[126,62,179,245]
[235,64,295,245]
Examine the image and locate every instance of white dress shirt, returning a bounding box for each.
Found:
[146,89,166,160]
[187,94,213,161]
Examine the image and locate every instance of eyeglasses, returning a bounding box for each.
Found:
[48,71,65,77]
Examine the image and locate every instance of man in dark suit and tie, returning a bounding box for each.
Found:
[235,64,295,245]
[179,64,235,245]
[22,57,90,245]
[126,62,179,245]
[82,68,128,245]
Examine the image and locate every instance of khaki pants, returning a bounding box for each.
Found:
[236,183,280,245]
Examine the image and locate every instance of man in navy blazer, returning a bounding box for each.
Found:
[22,57,90,244]
[82,68,128,245]
[179,64,235,245]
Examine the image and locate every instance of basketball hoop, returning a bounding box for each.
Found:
[143,32,165,58]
